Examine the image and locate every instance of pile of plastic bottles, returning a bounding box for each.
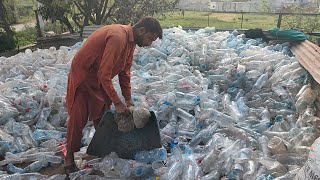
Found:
[0,26,318,179]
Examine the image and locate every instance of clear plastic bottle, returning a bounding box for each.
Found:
[134,147,167,163]
[218,139,246,160]
[200,170,220,180]
[228,101,243,121]
[243,161,257,180]
[23,160,50,173]
[174,108,196,122]
[259,157,287,176]
[181,161,196,180]
[252,72,268,90]
[227,163,244,180]
[200,147,220,173]
[188,123,218,147]
[259,136,271,157]
[14,136,28,152]
[201,108,235,127]
[0,173,48,180]
[252,108,271,133]
[256,174,274,180]
[7,163,24,174]
[48,174,67,180]
[161,120,177,137]
[222,94,231,110]
[295,87,317,113]
[32,129,65,141]
[157,102,173,122]
[111,158,131,177]
[236,97,249,116]
[133,165,153,177]
[68,168,93,180]
[36,154,62,164]
[177,92,200,103]
[36,107,52,129]
[233,148,253,163]
[160,161,183,180]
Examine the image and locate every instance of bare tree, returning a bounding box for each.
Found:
[36,0,180,34]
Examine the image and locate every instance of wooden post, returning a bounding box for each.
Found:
[34,9,43,38]
[241,11,244,28]
[277,13,283,28]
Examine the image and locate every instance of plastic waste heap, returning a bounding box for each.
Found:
[0,26,318,179]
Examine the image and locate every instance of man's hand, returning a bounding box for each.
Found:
[115,101,129,114]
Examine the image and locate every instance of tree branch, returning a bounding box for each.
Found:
[102,1,116,23]
[101,0,109,20]
[73,0,86,15]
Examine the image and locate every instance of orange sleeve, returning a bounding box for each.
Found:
[119,53,133,102]
[97,34,125,105]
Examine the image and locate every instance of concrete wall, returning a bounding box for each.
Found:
[215,2,260,12]
[176,0,319,12]
[176,0,210,11]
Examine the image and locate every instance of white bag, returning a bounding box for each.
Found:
[295,137,320,180]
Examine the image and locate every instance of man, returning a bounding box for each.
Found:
[64,17,162,174]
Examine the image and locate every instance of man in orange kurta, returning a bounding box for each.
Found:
[64,17,162,173]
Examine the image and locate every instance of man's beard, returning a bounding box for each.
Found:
[135,34,144,47]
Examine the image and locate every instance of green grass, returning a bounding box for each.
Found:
[158,11,278,30]
[14,26,37,47]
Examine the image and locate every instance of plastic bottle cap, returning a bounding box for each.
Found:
[169,141,178,149]
[267,123,272,128]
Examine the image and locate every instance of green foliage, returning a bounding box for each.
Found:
[113,0,179,24]
[0,29,16,52]
[14,26,37,47]
[282,5,320,33]
[2,0,17,24]
[258,0,272,13]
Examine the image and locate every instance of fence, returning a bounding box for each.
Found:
[207,11,319,29]
[159,10,320,31]
[176,1,320,13]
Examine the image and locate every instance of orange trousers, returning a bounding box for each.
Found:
[66,84,112,153]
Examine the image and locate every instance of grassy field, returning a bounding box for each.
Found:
[158,11,279,30]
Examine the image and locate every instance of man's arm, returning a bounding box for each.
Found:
[119,53,133,107]
[97,34,125,107]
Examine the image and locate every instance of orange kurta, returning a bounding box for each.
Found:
[66,24,136,115]
[65,24,135,152]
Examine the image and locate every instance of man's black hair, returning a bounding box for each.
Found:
[133,16,163,39]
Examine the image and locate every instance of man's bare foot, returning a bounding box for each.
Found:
[64,152,78,175]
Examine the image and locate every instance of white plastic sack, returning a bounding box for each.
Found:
[295,137,320,180]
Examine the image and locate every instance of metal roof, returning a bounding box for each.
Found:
[290,40,320,84]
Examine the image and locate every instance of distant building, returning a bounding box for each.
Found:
[176,0,211,11]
